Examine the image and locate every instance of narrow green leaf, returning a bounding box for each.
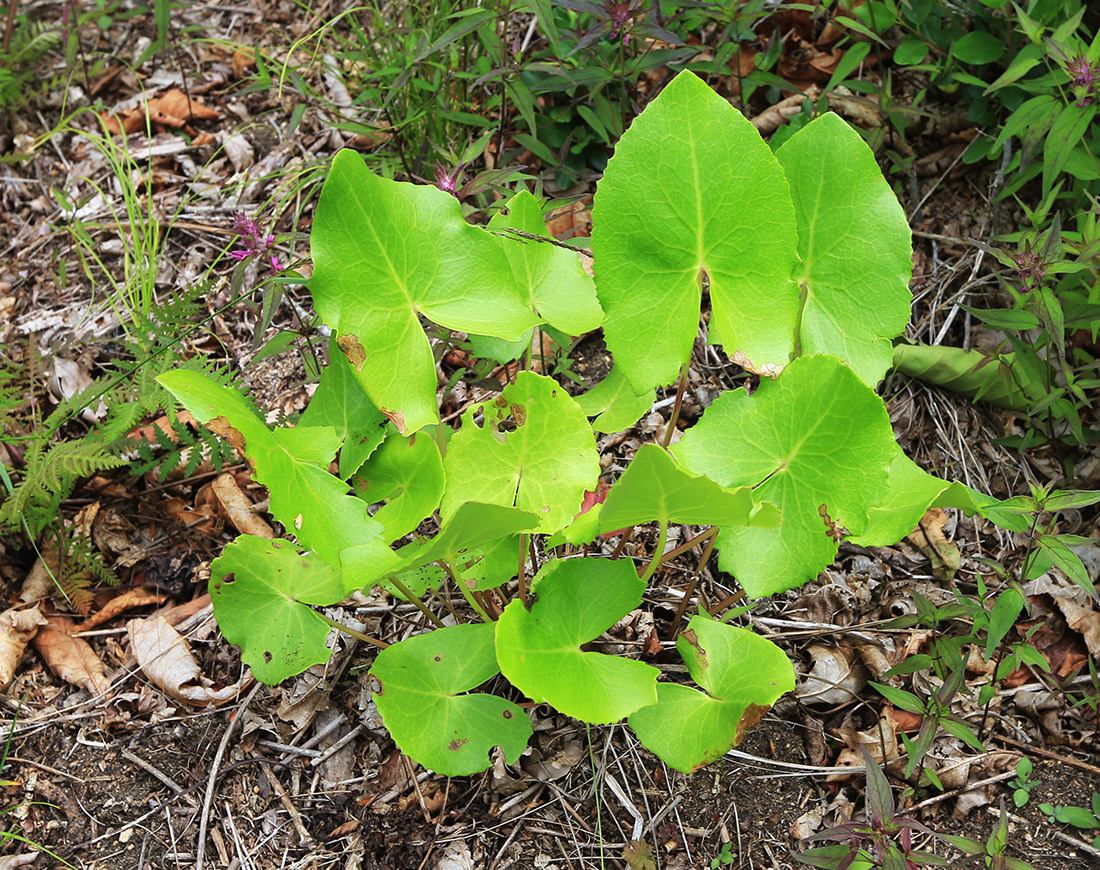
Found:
[1043,104,1098,195]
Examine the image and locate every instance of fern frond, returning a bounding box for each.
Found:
[0,440,126,536]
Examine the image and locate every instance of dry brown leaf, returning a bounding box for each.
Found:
[0,854,40,869]
[827,707,900,781]
[906,507,960,580]
[150,88,220,122]
[797,643,868,707]
[81,587,169,631]
[159,593,212,627]
[231,48,257,79]
[127,615,248,706]
[1051,597,1100,659]
[0,606,47,688]
[18,553,59,605]
[33,616,112,697]
[212,472,274,538]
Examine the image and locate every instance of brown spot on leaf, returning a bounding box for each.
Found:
[681,628,709,670]
[818,504,849,542]
[731,349,784,378]
[502,709,513,719]
[263,651,273,663]
[510,403,527,426]
[447,738,468,752]
[336,333,367,369]
[735,703,772,744]
[381,407,406,433]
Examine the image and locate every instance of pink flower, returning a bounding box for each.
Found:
[230,212,282,274]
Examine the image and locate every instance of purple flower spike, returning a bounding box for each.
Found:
[1010,243,1048,293]
[1065,54,1100,107]
[606,1,635,44]
[230,211,282,271]
[434,161,464,198]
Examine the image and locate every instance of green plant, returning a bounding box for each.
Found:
[794,747,950,870]
[162,70,1019,777]
[941,799,1036,870]
[881,3,1100,452]
[1038,792,1100,847]
[710,840,734,868]
[0,8,61,112]
[1009,758,1040,808]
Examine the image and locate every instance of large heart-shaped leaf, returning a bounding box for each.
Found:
[775,113,912,386]
[599,444,778,532]
[629,615,795,773]
[672,355,896,597]
[210,536,346,684]
[371,623,533,776]
[442,372,600,534]
[159,371,384,565]
[310,150,539,433]
[495,558,658,724]
[592,70,799,392]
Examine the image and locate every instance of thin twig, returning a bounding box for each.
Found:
[195,682,261,870]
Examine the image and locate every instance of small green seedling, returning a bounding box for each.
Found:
[1039,793,1100,849]
[1010,758,1041,808]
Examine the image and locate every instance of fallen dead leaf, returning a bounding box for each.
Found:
[212,472,274,538]
[0,854,40,869]
[81,587,169,631]
[906,507,960,580]
[103,88,221,135]
[127,615,249,706]
[0,606,47,688]
[18,553,59,605]
[33,616,112,697]
[797,643,868,707]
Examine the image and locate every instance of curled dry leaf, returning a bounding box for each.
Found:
[33,616,112,698]
[127,615,249,706]
[906,507,960,580]
[797,643,868,707]
[81,587,169,631]
[0,606,47,688]
[827,706,900,781]
[212,471,274,538]
[18,553,59,605]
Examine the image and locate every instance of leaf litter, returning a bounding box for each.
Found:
[0,3,1097,869]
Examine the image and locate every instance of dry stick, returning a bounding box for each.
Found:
[665,527,719,641]
[315,612,388,649]
[907,769,1018,813]
[992,733,1100,776]
[195,682,261,870]
[386,573,446,629]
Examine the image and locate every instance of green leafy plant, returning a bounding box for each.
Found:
[710,840,735,868]
[794,747,950,870]
[162,70,1018,777]
[942,799,1036,870]
[1009,758,1040,809]
[1039,792,1100,848]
